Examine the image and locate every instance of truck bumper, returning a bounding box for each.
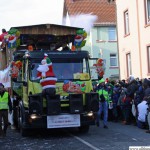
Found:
[22,113,96,129]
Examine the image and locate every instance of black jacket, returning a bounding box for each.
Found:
[126,80,138,99]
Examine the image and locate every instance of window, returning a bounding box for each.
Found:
[97,27,105,41]
[110,54,118,67]
[30,58,90,81]
[145,0,150,24]
[126,53,132,77]
[124,10,130,35]
[147,46,150,73]
[108,27,116,41]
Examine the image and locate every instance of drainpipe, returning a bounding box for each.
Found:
[109,1,120,80]
[136,0,142,79]
[115,3,121,80]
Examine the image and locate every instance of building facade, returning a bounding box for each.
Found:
[91,25,118,79]
[116,0,150,80]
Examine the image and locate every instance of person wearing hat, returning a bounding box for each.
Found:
[0,83,12,138]
[96,78,109,129]
[37,53,57,97]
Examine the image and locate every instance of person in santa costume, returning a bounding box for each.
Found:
[0,29,8,49]
[37,54,57,97]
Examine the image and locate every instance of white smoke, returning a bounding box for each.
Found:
[64,13,98,33]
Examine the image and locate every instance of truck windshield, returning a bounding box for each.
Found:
[30,58,90,81]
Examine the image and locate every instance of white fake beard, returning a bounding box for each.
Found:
[37,64,49,74]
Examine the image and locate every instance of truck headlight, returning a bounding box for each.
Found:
[30,114,38,119]
[87,111,93,117]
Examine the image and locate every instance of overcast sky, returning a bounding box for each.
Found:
[0,0,64,31]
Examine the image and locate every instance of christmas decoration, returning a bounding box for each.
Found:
[11,61,22,78]
[0,28,20,49]
[93,58,106,78]
[7,28,20,49]
[62,80,86,93]
[37,53,57,90]
[74,29,87,50]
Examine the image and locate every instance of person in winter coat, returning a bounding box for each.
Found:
[122,76,138,125]
[134,86,144,108]
[126,75,138,99]
[0,83,12,138]
[96,78,109,129]
[143,78,150,98]
[106,82,114,121]
[117,81,127,121]
[133,80,144,123]
[112,86,120,122]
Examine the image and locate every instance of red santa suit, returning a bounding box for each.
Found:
[0,31,7,42]
[0,31,8,49]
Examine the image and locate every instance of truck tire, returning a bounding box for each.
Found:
[78,125,89,133]
[13,106,19,129]
[20,128,29,137]
[19,118,30,137]
[18,105,29,137]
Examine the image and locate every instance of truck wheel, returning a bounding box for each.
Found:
[19,117,29,137]
[20,128,29,137]
[13,106,19,129]
[18,107,29,137]
[16,107,21,131]
[78,125,89,133]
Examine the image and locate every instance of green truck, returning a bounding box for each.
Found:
[9,24,99,136]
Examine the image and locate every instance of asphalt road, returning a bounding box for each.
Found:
[0,121,150,150]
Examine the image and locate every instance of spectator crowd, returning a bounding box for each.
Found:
[93,75,150,133]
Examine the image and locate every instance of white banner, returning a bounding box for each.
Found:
[47,114,80,129]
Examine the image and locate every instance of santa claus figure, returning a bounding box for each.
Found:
[37,53,57,96]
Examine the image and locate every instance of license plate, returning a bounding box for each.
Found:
[47,114,80,128]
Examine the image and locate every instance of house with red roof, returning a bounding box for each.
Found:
[63,0,119,80]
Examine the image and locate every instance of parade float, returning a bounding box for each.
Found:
[0,24,99,136]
